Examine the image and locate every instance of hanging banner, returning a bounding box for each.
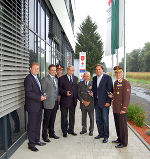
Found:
[79,52,86,81]
[105,0,112,56]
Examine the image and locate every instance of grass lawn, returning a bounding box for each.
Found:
[127,78,150,85]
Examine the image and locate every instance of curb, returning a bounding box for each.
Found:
[127,123,150,151]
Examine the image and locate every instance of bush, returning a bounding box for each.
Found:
[127,104,146,127]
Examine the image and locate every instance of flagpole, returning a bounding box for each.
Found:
[116,49,119,65]
[123,0,126,79]
[112,54,114,80]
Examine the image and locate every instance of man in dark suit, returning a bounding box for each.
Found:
[92,64,113,143]
[24,62,46,151]
[41,64,59,142]
[109,66,131,148]
[78,72,94,136]
[58,66,78,137]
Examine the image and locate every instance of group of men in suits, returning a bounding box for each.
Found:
[24,62,131,152]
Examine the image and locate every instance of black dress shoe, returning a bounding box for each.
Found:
[112,139,120,143]
[42,138,51,142]
[49,134,60,139]
[89,131,93,136]
[80,130,87,134]
[115,144,127,148]
[28,146,39,152]
[63,133,67,137]
[68,132,77,136]
[94,135,104,139]
[103,138,108,143]
[36,142,46,146]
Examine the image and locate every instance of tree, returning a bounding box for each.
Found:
[75,16,104,74]
[128,49,141,72]
[140,42,150,72]
[119,49,141,72]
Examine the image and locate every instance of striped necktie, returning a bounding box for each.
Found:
[35,76,41,91]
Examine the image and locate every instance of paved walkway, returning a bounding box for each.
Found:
[10,102,150,159]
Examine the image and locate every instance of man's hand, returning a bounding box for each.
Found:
[105,103,110,107]
[67,91,71,96]
[82,100,90,107]
[41,95,46,101]
[120,110,126,114]
[88,92,93,96]
[108,92,113,98]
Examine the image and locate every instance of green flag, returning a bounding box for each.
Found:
[111,0,119,55]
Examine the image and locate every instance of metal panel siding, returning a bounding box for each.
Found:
[0,0,29,118]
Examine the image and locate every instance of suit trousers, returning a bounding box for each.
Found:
[42,101,58,139]
[81,109,94,132]
[60,102,76,134]
[27,108,42,147]
[113,113,128,146]
[95,106,110,138]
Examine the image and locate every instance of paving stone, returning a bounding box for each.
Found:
[10,102,150,159]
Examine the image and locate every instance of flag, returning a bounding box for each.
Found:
[111,0,124,55]
[105,0,112,56]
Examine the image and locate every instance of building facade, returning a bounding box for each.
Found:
[0,0,75,158]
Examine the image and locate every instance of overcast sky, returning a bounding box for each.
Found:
[74,0,150,68]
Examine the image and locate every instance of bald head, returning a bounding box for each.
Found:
[83,72,90,82]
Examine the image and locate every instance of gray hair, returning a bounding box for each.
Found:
[67,65,74,70]
[83,71,90,76]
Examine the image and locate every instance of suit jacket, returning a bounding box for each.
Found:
[24,73,43,112]
[41,75,58,109]
[92,73,113,108]
[58,74,78,107]
[113,78,131,113]
[78,81,94,110]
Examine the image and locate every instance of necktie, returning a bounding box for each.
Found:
[85,81,88,87]
[52,77,58,101]
[35,77,41,91]
[52,77,56,88]
[70,76,73,85]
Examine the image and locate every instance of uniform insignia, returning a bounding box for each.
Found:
[117,92,119,94]
[117,84,122,87]
[126,86,130,92]
[119,79,123,83]
[88,86,92,89]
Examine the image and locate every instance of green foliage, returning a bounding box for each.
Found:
[146,130,150,136]
[127,104,146,127]
[75,16,104,74]
[119,42,150,72]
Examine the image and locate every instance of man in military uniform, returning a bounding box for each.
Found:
[55,64,63,79]
[108,66,131,148]
[78,72,94,136]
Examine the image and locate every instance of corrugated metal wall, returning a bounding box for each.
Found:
[0,0,29,118]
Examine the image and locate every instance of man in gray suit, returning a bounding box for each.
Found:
[41,64,59,142]
[78,72,94,136]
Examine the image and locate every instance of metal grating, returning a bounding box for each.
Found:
[0,0,29,118]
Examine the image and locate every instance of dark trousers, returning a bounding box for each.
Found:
[27,108,42,147]
[42,101,58,139]
[113,113,128,146]
[60,103,76,134]
[95,106,110,138]
[81,109,94,132]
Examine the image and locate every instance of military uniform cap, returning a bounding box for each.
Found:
[56,64,63,69]
[113,66,123,73]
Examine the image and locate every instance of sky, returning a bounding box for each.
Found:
[74,0,150,68]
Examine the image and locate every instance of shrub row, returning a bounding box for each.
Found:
[127,104,146,127]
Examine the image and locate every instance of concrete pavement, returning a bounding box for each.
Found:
[10,102,150,159]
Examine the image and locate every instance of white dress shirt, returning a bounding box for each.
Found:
[97,73,103,88]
